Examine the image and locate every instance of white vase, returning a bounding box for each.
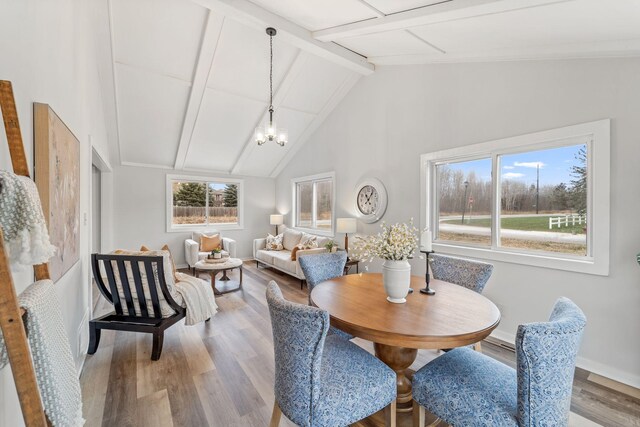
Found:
[382,259,411,304]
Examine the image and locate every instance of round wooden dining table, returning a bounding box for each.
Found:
[310,273,500,415]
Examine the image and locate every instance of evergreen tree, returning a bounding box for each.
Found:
[223,184,238,207]
[570,147,587,215]
[551,182,569,211]
[173,182,207,207]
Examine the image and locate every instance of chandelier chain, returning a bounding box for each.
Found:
[269,33,273,113]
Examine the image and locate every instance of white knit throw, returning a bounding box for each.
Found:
[0,171,56,267]
[175,272,218,325]
[0,280,84,426]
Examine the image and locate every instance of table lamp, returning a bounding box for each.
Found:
[270,214,284,235]
[336,218,357,253]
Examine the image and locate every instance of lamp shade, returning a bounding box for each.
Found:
[336,218,357,234]
[270,214,284,226]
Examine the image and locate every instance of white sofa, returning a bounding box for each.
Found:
[185,230,237,273]
[253,226,329,285]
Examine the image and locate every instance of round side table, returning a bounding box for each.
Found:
[194,258,243,295]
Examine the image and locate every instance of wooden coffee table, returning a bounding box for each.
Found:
[194,258,243,295]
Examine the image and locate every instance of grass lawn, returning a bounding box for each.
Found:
[437,231,587,256]
[442,215,585,234]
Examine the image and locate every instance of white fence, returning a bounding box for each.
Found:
[548,214,586,229]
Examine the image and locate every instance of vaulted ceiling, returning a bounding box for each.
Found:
[107,0,640,177]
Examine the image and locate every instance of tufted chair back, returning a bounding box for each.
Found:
[266,281,330,426]
[298,252,347,301]
[430,254,494,293]
[516,297,586,426]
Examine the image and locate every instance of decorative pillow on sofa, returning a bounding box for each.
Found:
[200,233,222,252]
[266,233,284,251]
[282,228,303,251]
[291,235,319,260]
[140,244,178,282]
[298,233,317,248]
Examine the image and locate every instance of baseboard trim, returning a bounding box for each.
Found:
[488,330,640,390]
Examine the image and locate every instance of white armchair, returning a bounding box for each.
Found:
[185,230,237,273]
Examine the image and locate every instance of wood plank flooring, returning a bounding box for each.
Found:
[81,261,640,427]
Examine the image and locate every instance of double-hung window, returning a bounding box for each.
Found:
[167,175,243,231]
[421,120,610,275]
[292,172,335,235]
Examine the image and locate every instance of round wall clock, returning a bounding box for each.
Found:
[354,178,388,223]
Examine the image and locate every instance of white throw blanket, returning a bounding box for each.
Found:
[175,272,218,325]
[0,170,56,267]
[0,280,84,426]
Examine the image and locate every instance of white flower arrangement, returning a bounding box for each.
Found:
[351,219,420,262]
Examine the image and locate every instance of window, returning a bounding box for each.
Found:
[292,172,335,235]
[421,120,610,275]
[166,175,243,231]
[436,158,492,247]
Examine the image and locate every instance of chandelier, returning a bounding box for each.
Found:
[255,27,287,146]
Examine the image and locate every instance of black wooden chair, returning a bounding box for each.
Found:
[89,253,186,360]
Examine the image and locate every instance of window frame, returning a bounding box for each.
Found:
[291,171,336,237]
[420,119,610,276]
[166,174,244,233]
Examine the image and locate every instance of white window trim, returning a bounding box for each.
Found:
[166,174,244,233]
[420,119,610,276]
[291,171,336,237]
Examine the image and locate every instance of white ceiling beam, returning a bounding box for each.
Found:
[313,0,570,42]
[230,51,309,175]
[190,0,374,75]
[174,11,225,170]
[269,73,361,178]
[368,38,640,65]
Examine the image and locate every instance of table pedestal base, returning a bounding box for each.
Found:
[199,267,243,295]
[374,343,418,413]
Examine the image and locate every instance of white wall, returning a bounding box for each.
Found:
[111,166,275,262]
[275,58,640,388]
[0,0,112,425]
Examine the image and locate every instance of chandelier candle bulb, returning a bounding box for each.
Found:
[420,230,433,252]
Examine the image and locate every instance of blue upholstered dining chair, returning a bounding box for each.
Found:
[298,251,348,299]
[430,253,494,294]
[298,251,353,340]
[411,297,586,427]
[266,281,397,427]
[431,254,494,352]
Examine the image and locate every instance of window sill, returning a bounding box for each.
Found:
[292,227,334,238]
[167,224,244,233]
[433,242,608,276]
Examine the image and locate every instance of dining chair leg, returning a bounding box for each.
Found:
[384,399,397,427]
[412,401,425,427]
[269,401,282,427]
[474,341,482,352]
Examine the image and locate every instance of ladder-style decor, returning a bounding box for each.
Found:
[0,80,50,426]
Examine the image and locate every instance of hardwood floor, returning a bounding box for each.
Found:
[81,261,640,427]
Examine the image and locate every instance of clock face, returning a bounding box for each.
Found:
[354,178,387,223]
[357,185,379,215]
